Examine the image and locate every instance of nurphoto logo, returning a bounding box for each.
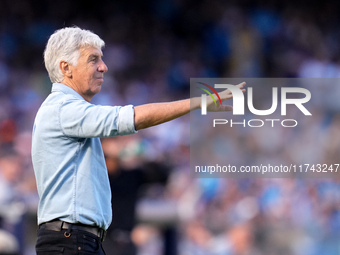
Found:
[197,82,312,128]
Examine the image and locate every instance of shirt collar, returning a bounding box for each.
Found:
[51,83,84,101]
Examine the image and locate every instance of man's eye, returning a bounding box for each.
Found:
[88,56,99,63]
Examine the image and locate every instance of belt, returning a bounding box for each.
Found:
[39,220,106,242]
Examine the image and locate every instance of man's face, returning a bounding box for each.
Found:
[69,46,108,101]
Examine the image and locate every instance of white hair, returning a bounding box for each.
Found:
[44,27,105,83]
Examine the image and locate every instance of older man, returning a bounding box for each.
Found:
[32,26,244,254]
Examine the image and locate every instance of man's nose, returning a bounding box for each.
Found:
[99,60,108,73]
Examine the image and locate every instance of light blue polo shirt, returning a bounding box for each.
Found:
[31,83,136,230]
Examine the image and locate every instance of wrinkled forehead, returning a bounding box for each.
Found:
[79,45,103,58]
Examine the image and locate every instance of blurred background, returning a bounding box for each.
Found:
[1,0,340,254]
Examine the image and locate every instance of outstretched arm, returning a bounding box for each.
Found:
[134,82,246,130]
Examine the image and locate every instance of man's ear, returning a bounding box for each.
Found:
[60,61,72,78]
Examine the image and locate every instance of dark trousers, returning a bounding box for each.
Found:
[36,226,106,255]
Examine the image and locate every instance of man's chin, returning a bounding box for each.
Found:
[86,85,102,98]
[94,85,102,94]
[95,81,103,89]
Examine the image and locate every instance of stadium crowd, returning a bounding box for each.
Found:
[1,0,340,254]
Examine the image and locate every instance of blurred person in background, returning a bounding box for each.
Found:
[31,26,244,254]
[101,136,169,255]
[0,229,19,255]
[0,154,26,253]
